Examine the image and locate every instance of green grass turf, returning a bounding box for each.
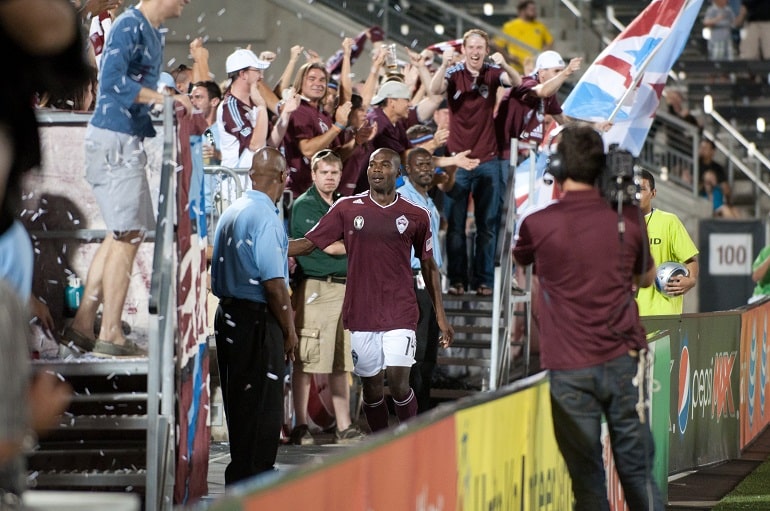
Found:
[713,457,770,510]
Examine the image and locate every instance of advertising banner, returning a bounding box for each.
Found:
[667,315,741,472]
[454,379,572,510]
[238,417,457,510]
[740,302,770,448]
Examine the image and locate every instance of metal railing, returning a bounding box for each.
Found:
[489,140,535,389]
[147,96,177,510]
[314,0,537,57]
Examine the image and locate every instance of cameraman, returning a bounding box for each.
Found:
[513,125,662,510]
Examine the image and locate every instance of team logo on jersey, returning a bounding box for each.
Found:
[319,120,330,132]
[353,216,364,230]
[478,84,489,99]
[396,215,408,234]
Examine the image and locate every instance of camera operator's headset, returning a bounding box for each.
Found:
[545,124,572,183]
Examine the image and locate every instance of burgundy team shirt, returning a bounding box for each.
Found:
[305,192,433,331]
[495,74,562,160]
[338,129,370,196]
[513,189,653,370]
[283,99,336,197]
[445,62,504,162]
[367,106,420,155]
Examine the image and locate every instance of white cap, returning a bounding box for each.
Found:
[226,49,270,74]
[158,72,179,93]
[371,81,412,105]
[534,50,565,72]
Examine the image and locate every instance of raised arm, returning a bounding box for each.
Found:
[248,83,269,152]
[429,47,453,95]
[189,37,210,83]
[407,47,444,122]
[276,45,304,96]
[360,47,387,109]
[490,51,522,88]
[339,37,354,105]
[532,57,582,98]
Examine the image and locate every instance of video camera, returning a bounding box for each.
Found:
[600,144,638,205]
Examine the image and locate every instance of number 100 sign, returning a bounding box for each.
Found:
[709,233,752,276]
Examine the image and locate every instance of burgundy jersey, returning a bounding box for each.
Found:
[367,106,420,155]
[495,74,562,159]
[445,62,504,162]
[305,192,433,331]
[283,99,336,197]
[338,129,370,196]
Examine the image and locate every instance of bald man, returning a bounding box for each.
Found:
[211,147,298,485]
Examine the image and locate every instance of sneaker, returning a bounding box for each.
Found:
[93,339,147,357]
[334,425,365,444]
[289,424,314,445]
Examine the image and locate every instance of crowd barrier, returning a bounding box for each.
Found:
[200,294,770,510]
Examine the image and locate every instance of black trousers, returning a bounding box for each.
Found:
[215,300,284,485]
[409,285,440,413]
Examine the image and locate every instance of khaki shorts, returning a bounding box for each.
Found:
[293,278,352,373]
[85,125,155,233]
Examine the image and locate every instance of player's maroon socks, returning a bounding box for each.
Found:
[363,397,390,432]
[393,388,417,422]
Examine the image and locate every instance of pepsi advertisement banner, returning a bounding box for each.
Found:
[644,314,741,473]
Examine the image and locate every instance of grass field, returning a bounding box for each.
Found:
[713,457,770,510]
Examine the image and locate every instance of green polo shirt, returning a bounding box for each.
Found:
[290,185,347,277]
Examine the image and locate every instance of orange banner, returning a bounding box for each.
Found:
[242,417,457,510]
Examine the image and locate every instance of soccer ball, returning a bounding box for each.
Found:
[655,261,688,296]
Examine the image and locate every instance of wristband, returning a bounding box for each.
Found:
[334,122,346,131]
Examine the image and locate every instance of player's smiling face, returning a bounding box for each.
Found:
[367,150,399,193]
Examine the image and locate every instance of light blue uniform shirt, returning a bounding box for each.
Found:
[0,221,33,301]
[211,190,288,303]
[397,180,442,270]
[90,7,163,138]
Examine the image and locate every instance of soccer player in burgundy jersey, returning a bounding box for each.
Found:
[289,148,454,432]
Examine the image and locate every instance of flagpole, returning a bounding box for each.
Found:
[606,0,696,123]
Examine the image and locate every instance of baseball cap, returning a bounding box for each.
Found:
[226,49,270,74]
[158,72,180,93]
[534,50,565,72]
[371,81,411,105]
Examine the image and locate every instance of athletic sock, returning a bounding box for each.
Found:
[362,397,390,432]
[393,388,417,423]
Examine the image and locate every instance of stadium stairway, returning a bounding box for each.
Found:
[27,357,152,495]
